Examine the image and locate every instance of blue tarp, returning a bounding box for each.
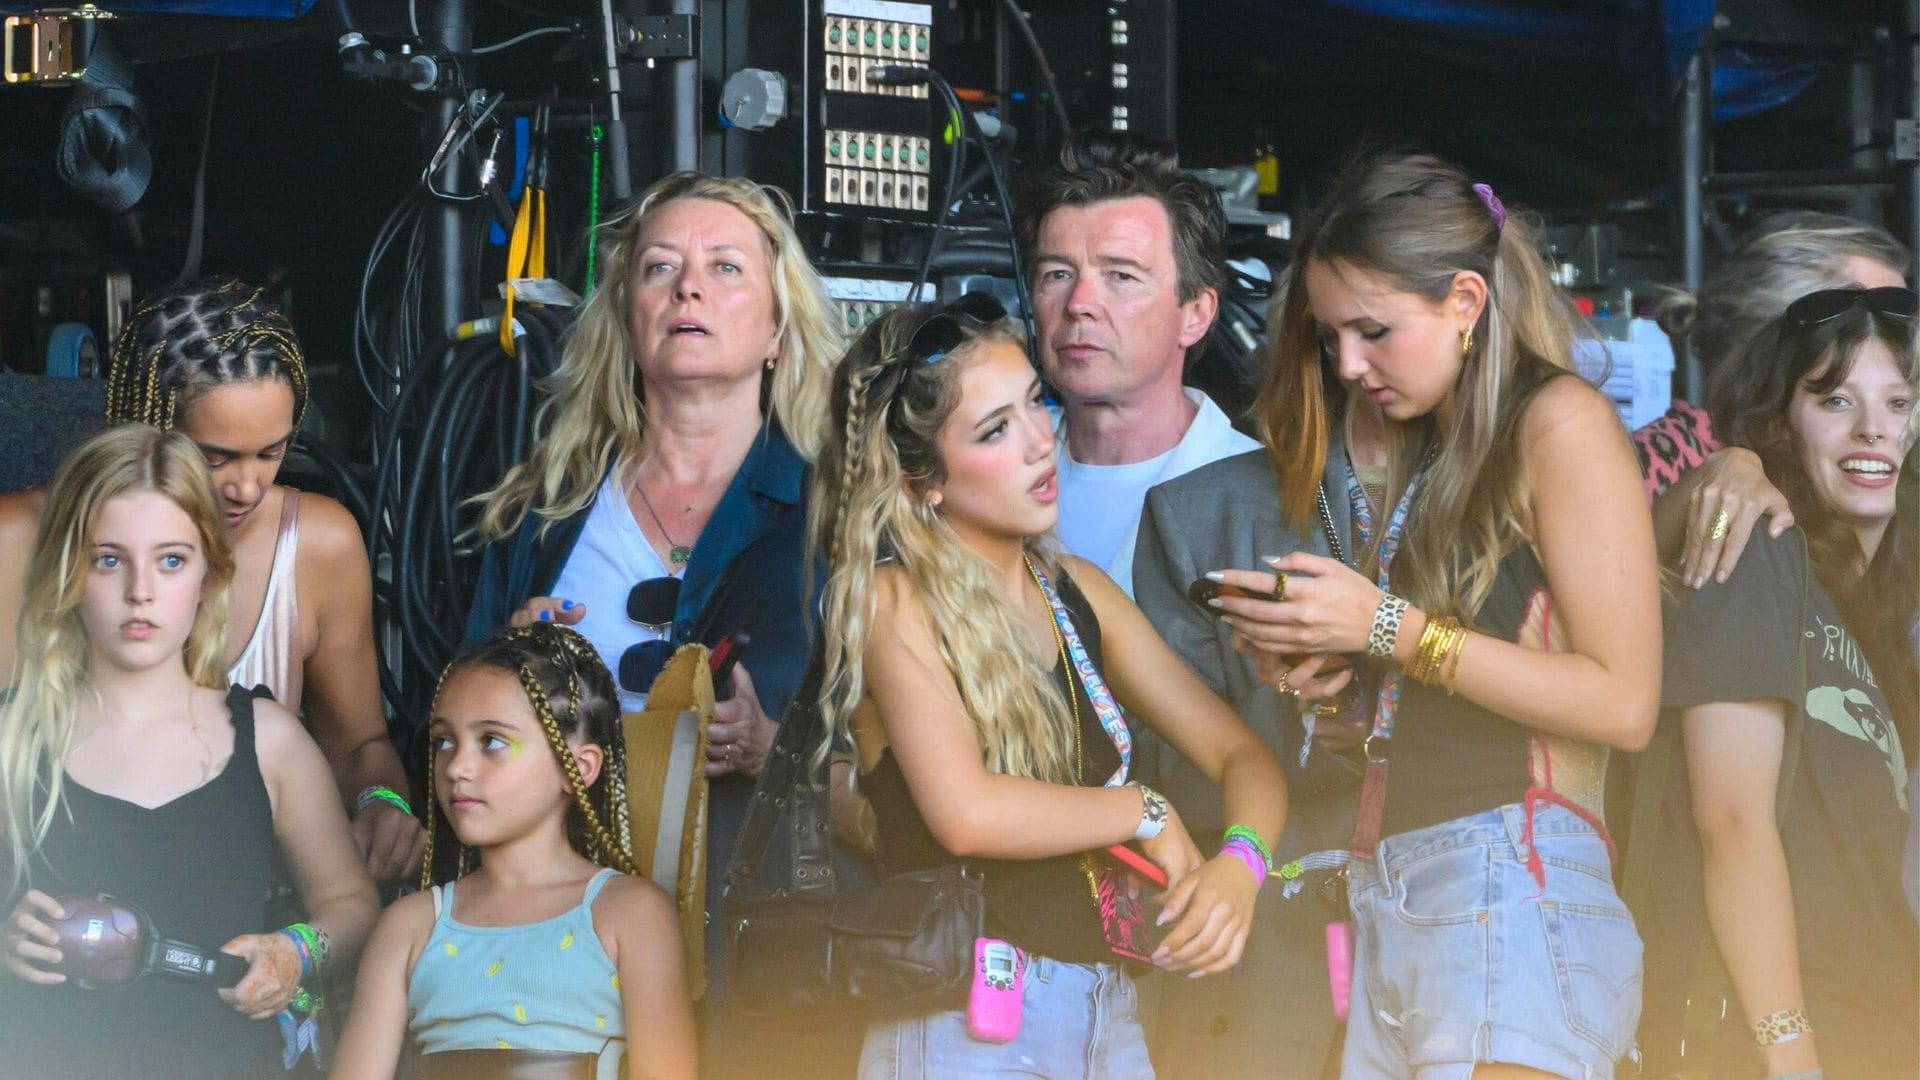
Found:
[1308,0,1816,120]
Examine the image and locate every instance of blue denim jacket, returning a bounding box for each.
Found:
[463,419,822,979]
[463,419,817,722]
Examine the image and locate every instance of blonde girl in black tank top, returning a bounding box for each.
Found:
[0,425,378,1077]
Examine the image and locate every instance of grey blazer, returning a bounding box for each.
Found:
[1130,432,1363,843]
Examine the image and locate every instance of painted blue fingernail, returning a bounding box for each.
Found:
[539,610,552,620]
[1204,571,1226,582]
[561,599,575,609]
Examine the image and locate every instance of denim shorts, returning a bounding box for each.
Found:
[1343,803,1642,1080]
[858,956,1154,1080]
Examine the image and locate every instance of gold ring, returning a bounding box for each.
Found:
[1270,572,1288,602]
[1276,670,1298,697]
[1708,509,1733,542]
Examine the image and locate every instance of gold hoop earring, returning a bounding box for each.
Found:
[1460,325,1474,357]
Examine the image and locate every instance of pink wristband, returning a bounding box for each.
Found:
[1220,840,1267,885]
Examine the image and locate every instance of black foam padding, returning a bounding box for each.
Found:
[0,375,107,493]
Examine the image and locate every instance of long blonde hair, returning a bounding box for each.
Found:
[1259,151,1583,616]
[810,307,1077,782]
[475,172,843,539]
[2,425,235,892]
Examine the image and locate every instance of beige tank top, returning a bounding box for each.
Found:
[227,489,303,708]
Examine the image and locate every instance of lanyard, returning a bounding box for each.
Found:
[1344,451,1431,744]
[1027,560,1131,787]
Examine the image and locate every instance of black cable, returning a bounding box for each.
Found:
[997,0,1073,146]
[909,74,967,305]
[941,70,1032,340]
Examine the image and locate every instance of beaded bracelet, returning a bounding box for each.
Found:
[1219,839,1267,885]
[356,785,414,818]
[1222,825,1273,867]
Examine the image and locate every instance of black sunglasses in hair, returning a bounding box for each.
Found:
[618,576,681,692]
[905,292,1008,365]
[1783,286,1918,328]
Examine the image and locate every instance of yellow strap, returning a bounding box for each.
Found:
[499,181,536,356]
[530,188,547,280]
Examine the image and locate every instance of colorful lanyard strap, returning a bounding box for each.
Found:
[1027,559,1131,787]
[1344,451,1431,745]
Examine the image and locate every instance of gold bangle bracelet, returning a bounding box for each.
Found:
[1442,626,1468,695]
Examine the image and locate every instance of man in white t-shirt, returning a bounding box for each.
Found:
[1021,141,1258,595]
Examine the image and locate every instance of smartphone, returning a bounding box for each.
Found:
[1186,576,1263,610]
[967,938,1024,1043]
[708,632,751,702]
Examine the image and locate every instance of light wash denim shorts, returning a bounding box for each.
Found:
[1343,803,1642,1080]
[858,956,1154,1080]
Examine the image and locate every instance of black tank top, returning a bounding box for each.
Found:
[0,685,282,1078]
[1380,544,1552,838]
[862,572,1123,965]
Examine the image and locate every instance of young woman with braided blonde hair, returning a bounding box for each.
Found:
[814,297,1284,1078]
[0,278,423,885]
[333,621,694,1080]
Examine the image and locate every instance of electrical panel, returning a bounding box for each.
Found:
[727,0,951,224]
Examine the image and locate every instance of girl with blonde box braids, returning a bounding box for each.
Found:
[333,622,694,1080]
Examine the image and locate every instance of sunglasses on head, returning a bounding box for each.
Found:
[1783,286,1918,328]
[905,292,1008,365]
[618,576,681,692]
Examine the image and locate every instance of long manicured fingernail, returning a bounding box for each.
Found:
[1261,555,1284,566]
[1206,597,1224,608]
[1204,571,1225,582]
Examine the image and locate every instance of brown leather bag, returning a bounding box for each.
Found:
[720,644,984,1020]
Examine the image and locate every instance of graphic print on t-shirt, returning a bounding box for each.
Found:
[1804,611,1908,811]
[1806,684,1908,811]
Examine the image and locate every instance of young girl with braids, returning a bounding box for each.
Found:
[815,297,1285,1079]
[332,622,695,1080]
[0,278,423,884]
[1,425,378,1078]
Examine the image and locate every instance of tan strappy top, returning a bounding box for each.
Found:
[227,489,303,708]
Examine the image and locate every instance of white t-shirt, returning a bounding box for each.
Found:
[1055,388,1260,596]
[1056,446,1178,575]
[550,467,681,712]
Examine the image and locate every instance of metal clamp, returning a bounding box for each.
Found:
[4,4,113,86]
[619,14,697,60]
